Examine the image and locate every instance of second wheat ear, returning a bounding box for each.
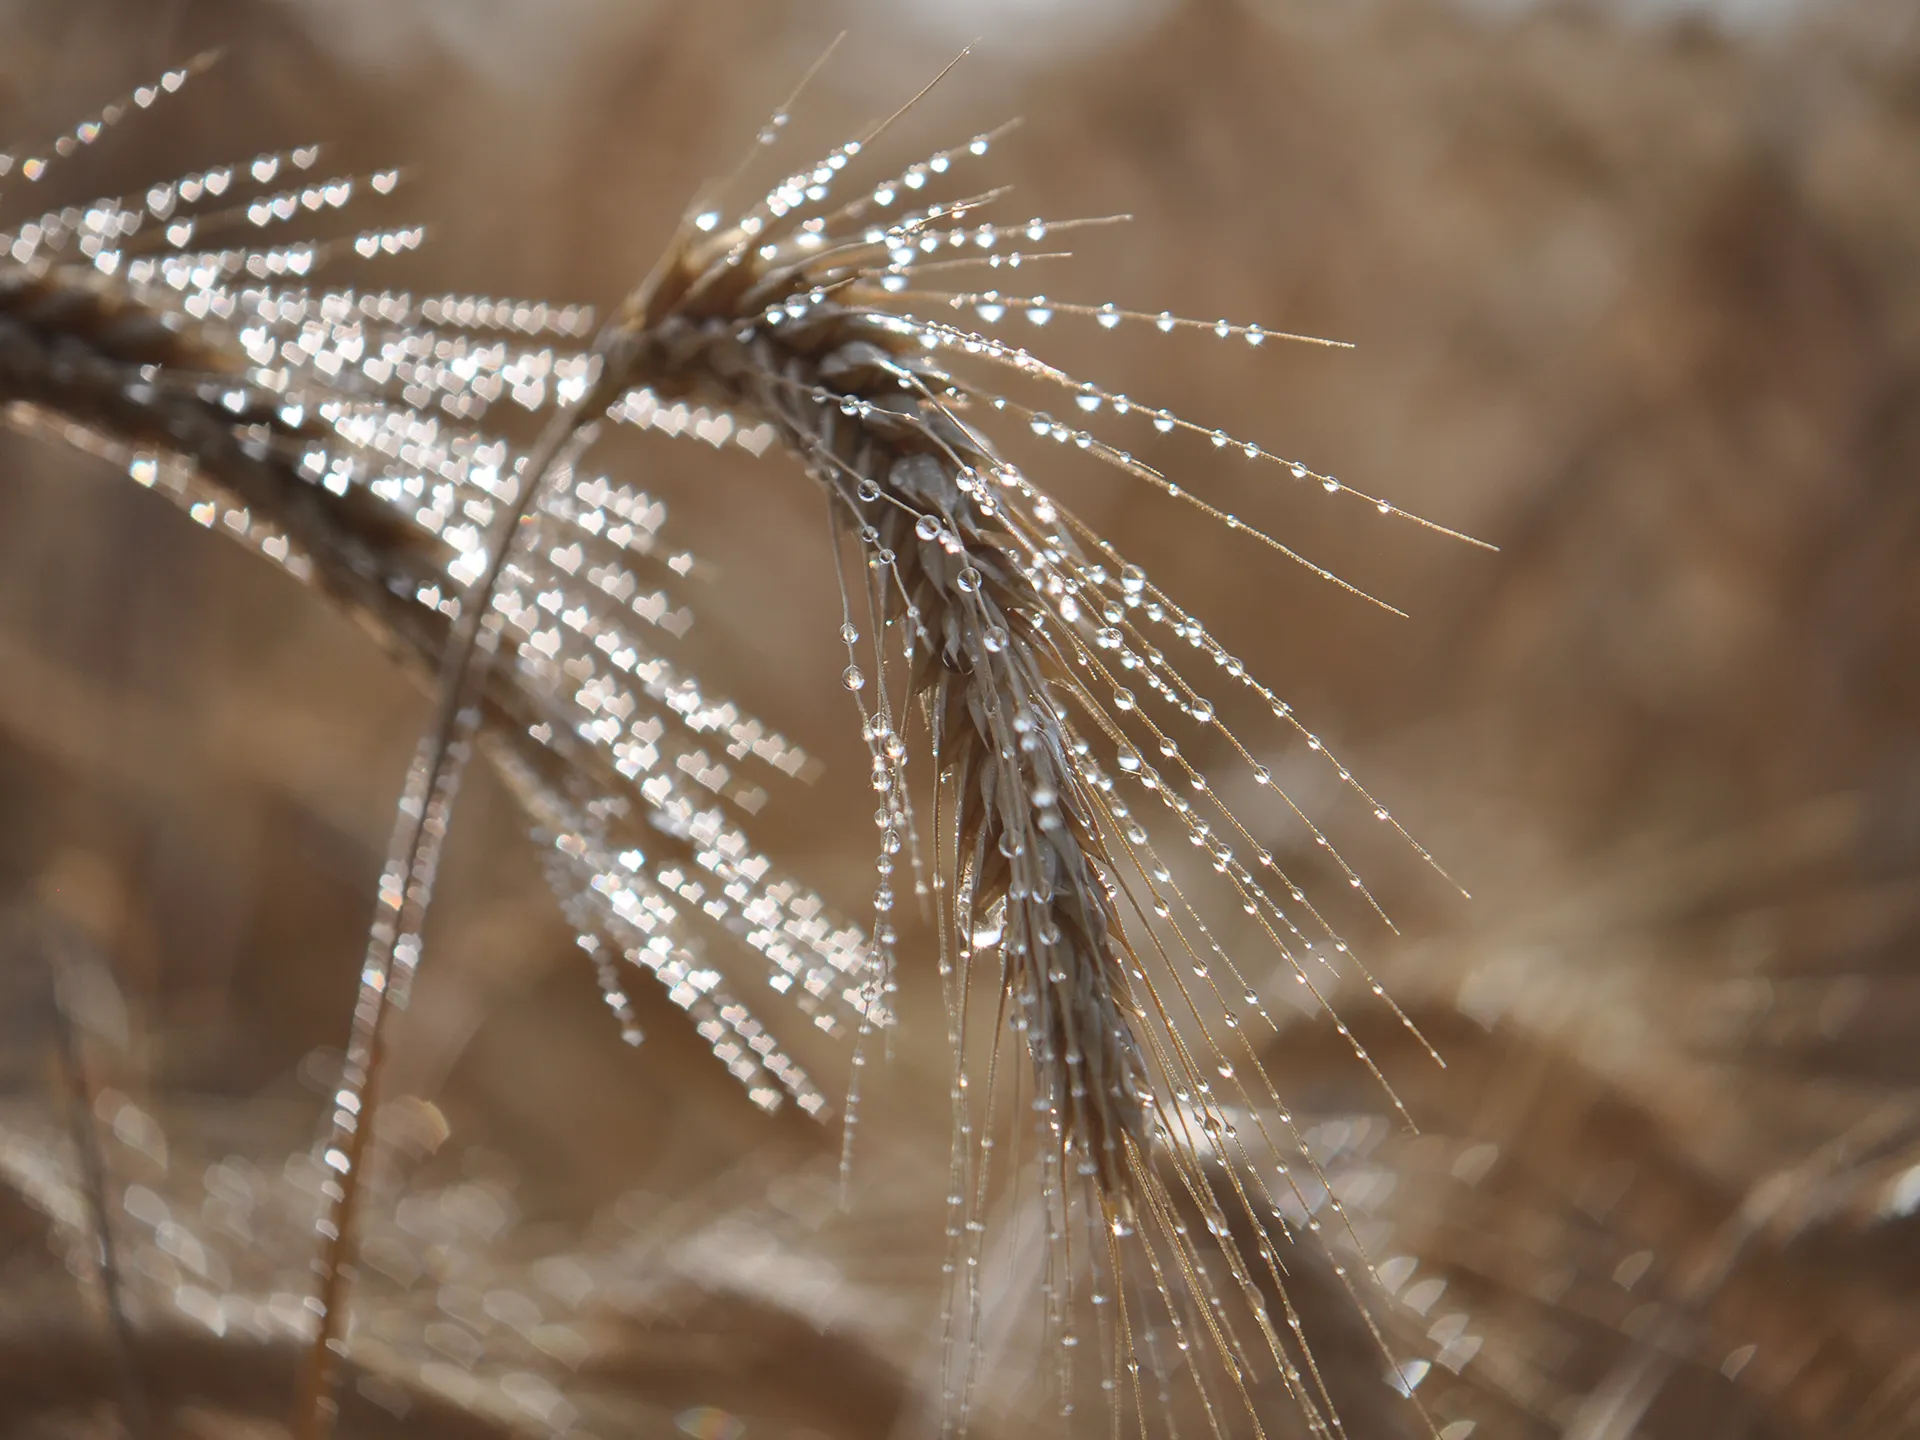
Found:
[301,67,1484,1436]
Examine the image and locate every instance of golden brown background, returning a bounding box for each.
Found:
[1,0,1916,1436]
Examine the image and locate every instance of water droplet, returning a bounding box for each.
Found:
[1246,324,1265,346]
[843,664,866,691]
[1214,319,1231,339]
[840,623,859,646]
[1322,475,1341,494]
[857,478,881,502]
[983,625,1008,653]
[1156,311,1176,333]
[1152,413,1175,433]
[1290,462,1308,479]
[956,566,982,594]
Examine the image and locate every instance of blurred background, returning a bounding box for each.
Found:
[0,0,1917,1435]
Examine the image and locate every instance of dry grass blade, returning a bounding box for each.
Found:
[31,916,153,1440]
[294,378,624,1440]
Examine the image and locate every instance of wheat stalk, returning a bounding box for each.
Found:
[417,63,1492,1436]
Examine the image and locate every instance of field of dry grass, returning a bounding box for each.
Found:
[1,1,1916,1435]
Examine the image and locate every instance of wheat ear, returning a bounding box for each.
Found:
[520,78,1485,1432]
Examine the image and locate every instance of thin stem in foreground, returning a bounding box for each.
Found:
[295,387,613,1439]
